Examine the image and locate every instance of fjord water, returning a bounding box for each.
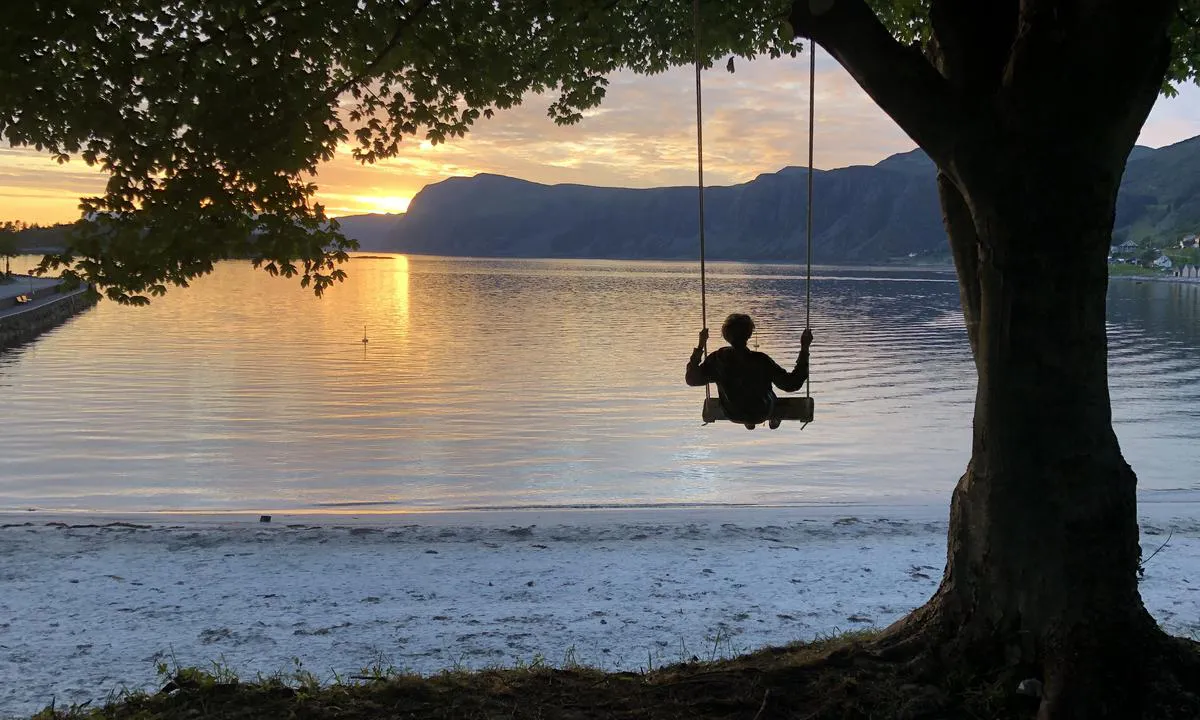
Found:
[1,255,1198,513]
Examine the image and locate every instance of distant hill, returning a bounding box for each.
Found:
[1114,136,1200,243]
[349,152,944,264]
[15,137,1200,264]
[340,135,1200,264]
[333,213,405,251]
[10,216,407,256]
[9,222,75,252]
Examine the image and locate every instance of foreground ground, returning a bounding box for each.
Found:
[29,630,1200,720]
[26,632,1014,720]
[6,508,1200,716]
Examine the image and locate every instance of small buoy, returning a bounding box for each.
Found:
[362,325,369,344]
[259,515,272,523]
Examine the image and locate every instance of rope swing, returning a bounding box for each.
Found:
[693,0,710,404]
[804,38,815,404]
[692,2,818,425]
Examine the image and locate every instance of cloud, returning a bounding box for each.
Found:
[2,55,1199,224]
[312,52,918,202]
[1141,82,1200,149]
[0,148,105,225]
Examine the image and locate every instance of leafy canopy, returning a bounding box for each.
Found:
[1,0,1197,303]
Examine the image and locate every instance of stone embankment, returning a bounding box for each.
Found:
[0,279,99,350]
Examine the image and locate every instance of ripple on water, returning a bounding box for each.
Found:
[1,258,1197,511]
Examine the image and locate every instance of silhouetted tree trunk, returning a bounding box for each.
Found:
[791,1,1191,716]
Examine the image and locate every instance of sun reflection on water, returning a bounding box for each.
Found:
[390,254,410,332]
[1,258,1198,512]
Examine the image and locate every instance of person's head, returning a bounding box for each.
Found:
[721,313,755,348]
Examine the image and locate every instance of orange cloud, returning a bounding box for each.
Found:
[1,56,1197,226]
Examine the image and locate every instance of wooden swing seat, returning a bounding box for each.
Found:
[702,396,814,424]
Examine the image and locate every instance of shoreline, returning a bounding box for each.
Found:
[1110,271,1200,284]
[3,502,1199,717]
[4,489,1199,528]
[0,501,945,524]
[0,276,98,350]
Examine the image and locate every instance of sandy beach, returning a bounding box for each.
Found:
[3,501,1199,718]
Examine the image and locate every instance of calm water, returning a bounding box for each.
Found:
[1,256,1198,512]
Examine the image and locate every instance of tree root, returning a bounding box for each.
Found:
[806,609,1200,720]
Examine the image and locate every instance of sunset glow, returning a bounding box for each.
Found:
[323,194,413,217]
[319,190,419,218]
[0,58,1198,226]
[367,195,412,214]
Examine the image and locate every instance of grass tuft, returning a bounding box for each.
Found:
[32,628,1200,719]
[29,631,888,720]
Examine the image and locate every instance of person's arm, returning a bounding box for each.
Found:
[771,328,813,392]
[685,328,713,386]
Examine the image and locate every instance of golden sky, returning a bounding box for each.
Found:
[2,54,1199,225]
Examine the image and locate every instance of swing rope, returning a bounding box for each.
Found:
[692,0,710,402]
[692,5,816,415]
[804,41,816,401]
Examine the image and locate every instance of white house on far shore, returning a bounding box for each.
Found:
[1154,255,1174,269]
[1111,238,1138,255]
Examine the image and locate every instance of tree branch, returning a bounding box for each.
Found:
[1182,5,1200,30]
[320,0,436,109]
[789,0,967,166]
[997,0,1174,164]
[939,173,981,360]
[928,0,1018,95]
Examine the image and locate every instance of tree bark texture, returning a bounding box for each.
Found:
[789,0,1192,716]
[917,145,1157,718]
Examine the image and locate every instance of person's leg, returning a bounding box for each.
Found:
[767,392,781,429]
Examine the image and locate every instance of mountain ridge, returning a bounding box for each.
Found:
[337,136,1200,264]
